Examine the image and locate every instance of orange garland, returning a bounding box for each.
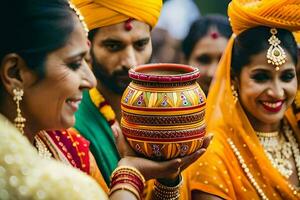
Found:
[89,88,116,126]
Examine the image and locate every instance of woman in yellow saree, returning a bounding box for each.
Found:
[184,0,300,199]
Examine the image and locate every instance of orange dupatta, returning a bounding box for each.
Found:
[185,37,300,200]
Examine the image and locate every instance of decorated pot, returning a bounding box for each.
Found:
[121,63,206,160]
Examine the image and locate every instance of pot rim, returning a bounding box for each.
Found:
[129,63,200,83]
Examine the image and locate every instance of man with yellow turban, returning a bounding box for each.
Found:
[183,0,300,199]
[69,0,162,191]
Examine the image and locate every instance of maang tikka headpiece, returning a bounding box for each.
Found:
[68,1,89,36]
[266,28,287,71]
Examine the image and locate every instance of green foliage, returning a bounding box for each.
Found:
[194,0,231,16]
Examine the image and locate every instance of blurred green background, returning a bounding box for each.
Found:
[163,0,231,16]
[195,0,231,15]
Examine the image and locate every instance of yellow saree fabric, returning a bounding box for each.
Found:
[72,0,162,30]
[294,31,300,45]
[185,38,300,200]
[0,114,108,199]
[184,0,300,199]
[89,151,110,194]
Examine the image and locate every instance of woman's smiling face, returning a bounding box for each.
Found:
[238,50,297,127]
[22,18,96,131]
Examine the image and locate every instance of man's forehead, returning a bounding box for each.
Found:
[95,20,151,42]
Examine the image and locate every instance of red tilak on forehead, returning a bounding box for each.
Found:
[124,18,133,31]
[210,32,219,39]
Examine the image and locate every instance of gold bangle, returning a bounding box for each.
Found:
[109,183,141,200]
[154,175,183,190]
[111,166,146,185]
[153,175,182,200]
[153,191,180,200]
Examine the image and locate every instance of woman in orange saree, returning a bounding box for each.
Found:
[184,0,300,199]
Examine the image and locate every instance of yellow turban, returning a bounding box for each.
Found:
[72,0,162,31]
[228,0,300,35]
[294,31,300,46]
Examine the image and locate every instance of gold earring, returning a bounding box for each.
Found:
[231,85,238,103]
[267,28,287,71]
[13,88,26,134]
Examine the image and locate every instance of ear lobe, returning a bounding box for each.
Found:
[0,53,27,96]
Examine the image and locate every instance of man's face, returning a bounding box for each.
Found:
[91,20,152,94]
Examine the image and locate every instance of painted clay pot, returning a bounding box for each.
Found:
[121,63,206,160]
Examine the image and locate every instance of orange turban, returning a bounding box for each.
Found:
[228,0,300,36]
[294,31,300,46]
[72,0,162,31]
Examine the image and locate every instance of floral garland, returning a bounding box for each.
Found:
[89,88,116,126]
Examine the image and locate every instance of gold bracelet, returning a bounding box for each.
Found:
[153,188,180,199]
[154,175,183,190]
[153,175,182,200]
[111,166,146,185]
[109,183,141,200]
[153,191,180,200]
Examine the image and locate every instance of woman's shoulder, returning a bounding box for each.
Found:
[0,115,107,200]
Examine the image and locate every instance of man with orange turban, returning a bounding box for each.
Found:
[69,0,162,191]
[183,0,300,199]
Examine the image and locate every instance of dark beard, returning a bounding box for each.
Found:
[90,51,152,95]
[91,54,131,95]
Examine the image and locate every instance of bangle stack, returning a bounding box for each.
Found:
[153,176,183,200]
[109,166,146,200]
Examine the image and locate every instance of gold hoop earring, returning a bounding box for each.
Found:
[231,85,238,104]
[13,88,26,134]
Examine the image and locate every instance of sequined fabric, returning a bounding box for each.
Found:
[0,114,108,200]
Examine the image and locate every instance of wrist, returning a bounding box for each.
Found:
[153,175,182,200]
[157,174,181,187]
[109,166,145,200]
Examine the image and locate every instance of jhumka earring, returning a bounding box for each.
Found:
[231,85,238,104]
[267,28,287,71]
[13,88,26,134]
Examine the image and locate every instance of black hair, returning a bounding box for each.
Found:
[231,26,298,76]
[182,14,232,60]
[0,0,77,77]
[88,28,99,43]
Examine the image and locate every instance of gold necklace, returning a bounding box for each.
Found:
[256,129,293,178]
[34,133,52,159]
[255,131,278,137]
[283,123,300,183]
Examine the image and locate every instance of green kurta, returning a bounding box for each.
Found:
[74,90,120,184]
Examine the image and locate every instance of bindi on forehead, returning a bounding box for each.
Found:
[124,18,133,31]
[210,31,219,40]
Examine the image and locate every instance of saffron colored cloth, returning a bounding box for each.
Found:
[184,0,300,199]
[294,31,300,45]
[71,0,162,30]
[41,129,91,174]
[228,0,300,36]
[41,129,108,193]
[184,110,300,200]
[73,89,120,185]
[0,114,108,199]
